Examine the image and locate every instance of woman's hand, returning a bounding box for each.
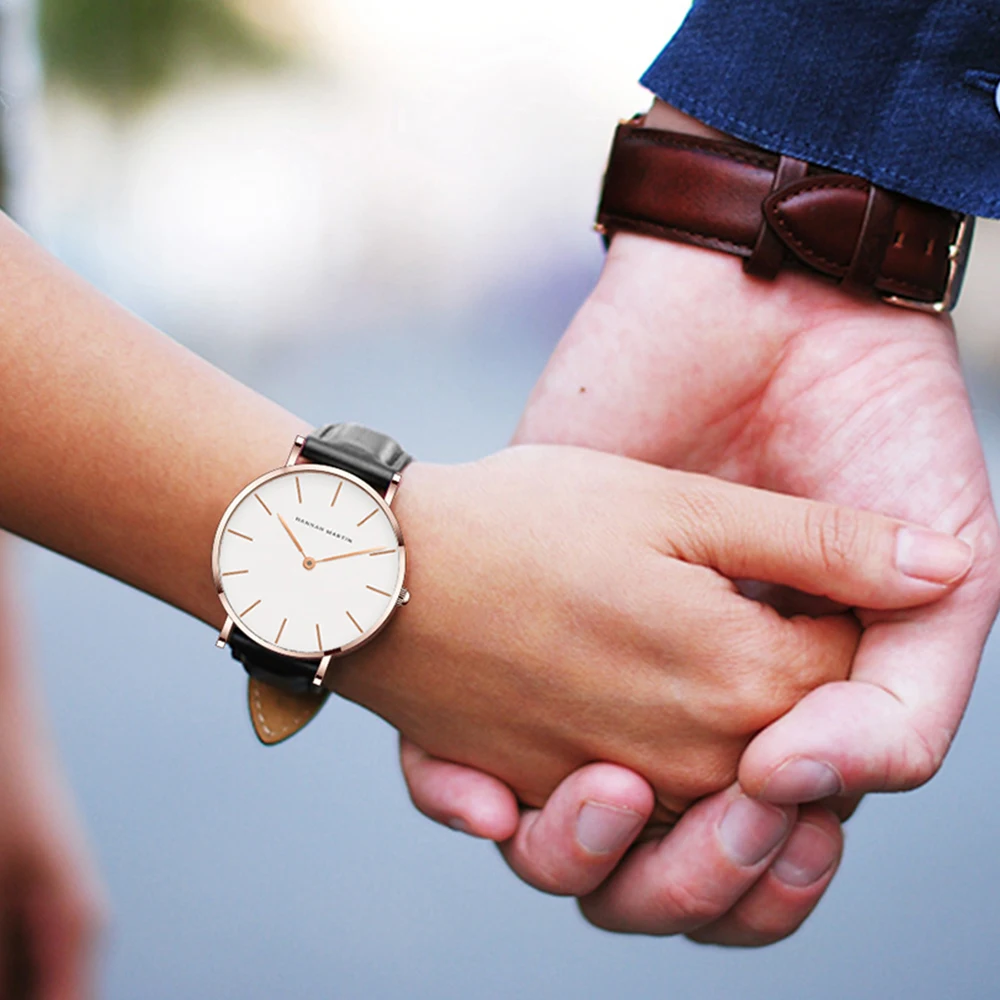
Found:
[340,446,970,819]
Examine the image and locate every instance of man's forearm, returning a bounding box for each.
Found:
[0,214,308,627]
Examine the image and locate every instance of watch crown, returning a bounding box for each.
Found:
[397,588,410,606]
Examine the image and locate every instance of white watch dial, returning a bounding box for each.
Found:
[215,467,404,656]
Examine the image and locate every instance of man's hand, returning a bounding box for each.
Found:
[401,213,999,941]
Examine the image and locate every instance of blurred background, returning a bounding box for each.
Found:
[4,0,1000,995]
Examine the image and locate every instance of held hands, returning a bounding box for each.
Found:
[335,447,968,825]
[404,225,999,940]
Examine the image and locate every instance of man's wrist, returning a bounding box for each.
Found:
[600,105,969,313]
[642,99,738,144]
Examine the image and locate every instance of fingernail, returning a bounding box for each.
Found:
[760,759,843,803]
[448,818,470,834]
[576,801,644,855]
[717,796,790,867]
[772,821,838,887]
[896,528,973,585]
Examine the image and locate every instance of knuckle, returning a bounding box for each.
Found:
[666,482,733,558]
[522,859,576,897]
[652,749,738,804]
[653,878,727,931]
[803,504,864,577]
[718,652,797,733]
[895,727,948,790]
[519,821,586,897]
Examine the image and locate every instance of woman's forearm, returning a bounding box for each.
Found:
[0,213,308,627]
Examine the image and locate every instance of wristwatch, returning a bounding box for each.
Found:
[211,423,412,745]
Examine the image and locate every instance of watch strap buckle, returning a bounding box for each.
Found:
[882,214,975,314]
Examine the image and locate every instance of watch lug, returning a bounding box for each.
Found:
[285,435,306,467]
[312,654,333,689]
[384,472,402,506]
[215,616,234,649]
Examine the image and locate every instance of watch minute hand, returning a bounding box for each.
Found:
[315,546,390,564]
[277,513,306,557]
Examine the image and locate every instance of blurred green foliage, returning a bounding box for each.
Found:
[39,0,285,108]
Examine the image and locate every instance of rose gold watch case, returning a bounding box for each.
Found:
[211,463,406,667]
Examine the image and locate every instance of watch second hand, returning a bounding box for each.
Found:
[315,546,390,564]
[276,512,307,557]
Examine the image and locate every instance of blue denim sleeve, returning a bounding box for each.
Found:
[641,1,1000,218]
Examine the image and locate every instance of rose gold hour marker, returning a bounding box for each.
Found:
[330,481,343,507]
[346,611,363,633]
[240,599,261,616]
[357,509,378,527]
[222,569,250,577]
[366,585,391,597]
[368,549,395,557]
[228,530,254,542]
[255,494,272,516]
[315,623,324,651]
[295,477,303,504]
[275,618,287,644]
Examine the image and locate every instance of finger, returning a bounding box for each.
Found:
[704,597,859,729]
[31,903,98,1000]
[739,488,1000,801]
[741,562,999,802]
[579,785,796,935]
[398,737,520,841]
[754,607,860,692]
[687,806,843,947]
[662,475,972,609]
[23,870,105,1000]
[498,764,654,897]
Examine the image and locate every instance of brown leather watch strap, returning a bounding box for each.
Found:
[596,121,974,311]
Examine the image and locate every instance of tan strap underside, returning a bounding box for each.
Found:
[247,678,328,745]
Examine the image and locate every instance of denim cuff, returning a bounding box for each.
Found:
[641,0,1000,218]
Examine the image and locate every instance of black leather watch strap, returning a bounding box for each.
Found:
[230,626,316,694]
[300,423,412,495]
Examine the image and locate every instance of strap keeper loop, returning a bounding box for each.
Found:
[744,154,809,279]
[841,185,899,293]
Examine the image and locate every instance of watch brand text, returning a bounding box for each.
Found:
[295,516,354,545]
